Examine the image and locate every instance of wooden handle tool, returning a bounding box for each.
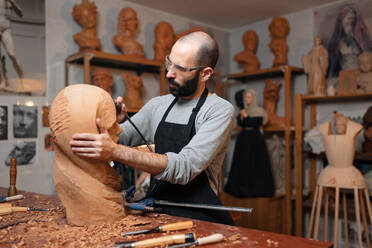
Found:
[0,206,50,216]
[117,232,195,248]
[0,194,24,203]
[121,221,193,236]
[168,233,225,248]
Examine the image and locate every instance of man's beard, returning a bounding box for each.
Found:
[168,72,199,98]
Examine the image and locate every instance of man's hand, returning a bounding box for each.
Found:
[115,96,127,123]
[70,118,117,161]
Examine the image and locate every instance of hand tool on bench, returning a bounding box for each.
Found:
[168,233,224,248]
[121,221,193,237]
[0,194,24,203]
[0,206,50,216]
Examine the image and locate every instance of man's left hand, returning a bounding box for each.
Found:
[70,118,117,161]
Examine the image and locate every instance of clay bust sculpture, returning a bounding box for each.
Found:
[92,68,113,96]
[49,84,125,226]
[153,21,175,62]
[268,16,290,67]
[317,113,365,188]
[122,73,144,112]
[303,38,329,96]
[263,79,285,128]
[234,30,260,72]
[112,7,145,58]
[356,52,372,92]
[362,106,372,153]
[72,0,101,52]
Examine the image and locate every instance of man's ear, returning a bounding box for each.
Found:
[199,67,214,82]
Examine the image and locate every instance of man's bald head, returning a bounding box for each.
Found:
[177,31,219,69]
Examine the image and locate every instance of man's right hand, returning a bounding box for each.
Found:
[115,96,127,123]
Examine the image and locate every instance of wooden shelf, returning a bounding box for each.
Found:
[300,92,372,103]
[227,65,304,82]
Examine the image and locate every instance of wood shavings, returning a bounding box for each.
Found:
[266,238,279,247]
[228,233,241,241]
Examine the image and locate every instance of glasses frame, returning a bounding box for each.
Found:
[165,55,206,73]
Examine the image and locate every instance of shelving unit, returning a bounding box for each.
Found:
[65,50,166,95]
[227,65,304,235]
[294,92,372,237]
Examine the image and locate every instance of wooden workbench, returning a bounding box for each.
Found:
[0,188,332,247]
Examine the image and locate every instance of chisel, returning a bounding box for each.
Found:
[121,221,193,236]
[115,232,195,248]
[0,194,24,203]
[155,200,253,213]
[168,233,224,248]
[0,206,50,216]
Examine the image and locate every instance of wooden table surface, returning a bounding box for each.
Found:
[0,188,332,248]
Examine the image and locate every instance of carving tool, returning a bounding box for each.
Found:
[168,233,224,248]
[115,232,195,248]
[0,194,24,203]
[121,221,193,237]
[0,206,50,216]
[0,220,28,229]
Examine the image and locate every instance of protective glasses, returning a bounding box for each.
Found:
[165,55,205,73]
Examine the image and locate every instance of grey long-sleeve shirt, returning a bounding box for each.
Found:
[118,93,234,193]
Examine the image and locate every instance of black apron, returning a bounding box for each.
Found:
[147,88,234,225]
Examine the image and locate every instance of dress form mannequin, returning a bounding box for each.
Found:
[308,114,372,248]
[49,84,125,226]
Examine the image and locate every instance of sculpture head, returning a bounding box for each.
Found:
[269,16,289,39]
[72,0,97,29]
[263,79,281,101]
[341,6,356,35]
[118,7,138,34]
[155,22,175,47]
[123,73,143,90]
[314,37,322,46]
[358,52,372,73]
[244,90,255,106]
[334,112,348,134]
[92,69,113,95]
[242,30,258,51]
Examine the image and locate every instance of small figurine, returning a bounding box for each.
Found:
[234,30,260,72]
[153,22,175,62]
[303,38,328,96]
[263,79,285,128]
[362,106,372,153]
[112,7,145,58]
[268,16,290,67]
[356,52,372,92]
[225,89,274,197]
[122,73,144,112]
[72,0,101,52]
[92,68,113,96]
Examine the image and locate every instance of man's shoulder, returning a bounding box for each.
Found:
[206,94,234,112]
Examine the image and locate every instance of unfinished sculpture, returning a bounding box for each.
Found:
[362,106,372,153]
[122,73,144,112]
[356,52,372,92]
[92,68,113,96]
[268,16,289,67]
[49,84,125,226]
[263,79,285,128]
[112,7,144,58]
[153,22,175,62]
[72,0,101,52]
[303,38,329,96]
[234,30,260,72]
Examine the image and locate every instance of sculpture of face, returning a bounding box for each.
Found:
[315,37,322,46]
[358,52,372,73]
[334,113,348,135]
[118,7,138,34]
[72,0,97,29]
[13,105,37,138]
[244,92,253,106]
[155,22,175,47]
[269,17,289,39]
[243,30,258,51]
[342,8,356,35]
[92,69,113,95]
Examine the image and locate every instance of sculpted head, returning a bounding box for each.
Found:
[242,30,258,51]
[334,112,348,134]
[92,69,113,95]
[358,52,372,73]
[269,16,289,39]
[118,7,138,34]
[155,22,175,47]
[72,0,97,29]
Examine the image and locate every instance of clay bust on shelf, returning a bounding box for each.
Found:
[356,52,372,92]
[268,16,289,67]
[49,84,125,226]
[263,79,285,128]
[317,113,365,188]
[92,68,113,96]
[122,73,144,112]
[362,106,372,153]
[234,30,260,72]
[72,0,101,52]
[112,7,144,58]
[303,38,329,96]
[153,22,175,62]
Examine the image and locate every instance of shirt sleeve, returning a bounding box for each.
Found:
[154,100,234,185]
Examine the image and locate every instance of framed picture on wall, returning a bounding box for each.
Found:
[0,105,7,140]
[13,105,38,138]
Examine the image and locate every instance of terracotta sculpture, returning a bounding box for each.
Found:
[356,52,372,92]
[362,106,372,153]
[72,0,101,52]
[234,30,260,72]
[263,79,285,128]
[153,22,175,62]
[42,106,49,127]
[112,7,144,58]
[92,68,113,95]
[303,38,329,96]
[268,16,289,67]
[266,135,286,195]
[49,84,125,226]
[122,73,144,112]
